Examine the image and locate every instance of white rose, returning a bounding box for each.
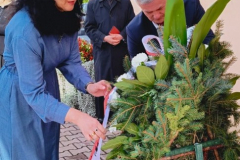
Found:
[131,53,148,68]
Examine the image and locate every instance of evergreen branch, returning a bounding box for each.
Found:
[142,130,159,142]
[175,88,183,109]
[111,103,143,126]
[186,59,193,80]
[143,96,152,125]
[169,35,188,55]
[200,78,221,97]
[117,155,137,160]
[121,107,136,130]
[155,83,169,88]
[156,109,167,137]
[175,63,194,95]
[169,50,187,58]
[215,20,224,37]
[110,99,137,107]
[123,55,131,72]
[222,56,237,74]
[169,131,180,147]
[167,97,196,102]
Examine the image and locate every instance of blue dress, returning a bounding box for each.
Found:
[0,9,92,160]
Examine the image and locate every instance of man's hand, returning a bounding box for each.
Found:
[104,34,123,46]
[86,80,112,97]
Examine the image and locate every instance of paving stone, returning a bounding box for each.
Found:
[59,144,77,153]
[102,148,112,154]
[59,151,72,158]
[70,130,85,136]
[73,125,81,130]
[83,151,91,159]
[61,138,81,146]
[86,145,94,151]
[60,131,73,136]
[78,137,90,143]
[59,142,63,147]
[59,123,117,160]
[69,146,90,155]
[100,154,107,160]
[62,122,75,128]
[73,142,87,149]
[66,133,84,140]
[65,153,88,160]
[61,126,77,133]
[60,136,68,142]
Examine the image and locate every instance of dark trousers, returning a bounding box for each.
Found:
[95,96,104,120]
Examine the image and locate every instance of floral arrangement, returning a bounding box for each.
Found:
[101,0,240,159]
[78,37,93,63]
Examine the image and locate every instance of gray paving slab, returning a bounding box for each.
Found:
[59,122,120,160]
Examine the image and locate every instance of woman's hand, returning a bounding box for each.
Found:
[86,80,112,97]
[65,108,107,141]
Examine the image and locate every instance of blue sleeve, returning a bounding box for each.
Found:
[13,36,70,124]
[58,33,93,93]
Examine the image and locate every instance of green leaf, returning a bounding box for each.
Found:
[106,147,124,160]
[230,76,240,86]
[164,0,187,65]
[122,79,149,88]
[101,136,128,150]
[154,55,169,80]
[197,44,206,68]
[226,92,240,100]
[193,65,201,74]
[129,136,141,143]
[136,66,155,85]
[125,123,139,136]
[114,81,133,91]
[205,46,211,58]
[189,0,231,59]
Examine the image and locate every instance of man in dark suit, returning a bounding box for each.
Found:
[85,0,135,121]
[126,0,214,59]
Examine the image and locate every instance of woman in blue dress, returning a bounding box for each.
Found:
[0,0,111,159]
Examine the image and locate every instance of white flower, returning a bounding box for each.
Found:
[131,53,148,68]
[116,72,134,82]
[110,91,120,101]
[117,73,128,82]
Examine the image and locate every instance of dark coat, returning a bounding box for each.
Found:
[84,0,135,82]
[126,0,215,58]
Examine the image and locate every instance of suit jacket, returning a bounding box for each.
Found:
[126,0,215,58]
[85,0,135,82]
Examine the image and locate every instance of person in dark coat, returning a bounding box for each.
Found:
[84,0,135,121]
[126,0,215,59]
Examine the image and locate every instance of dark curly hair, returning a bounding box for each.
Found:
[15,0,83,35]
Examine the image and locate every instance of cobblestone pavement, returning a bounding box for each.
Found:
[59,122,121,160]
